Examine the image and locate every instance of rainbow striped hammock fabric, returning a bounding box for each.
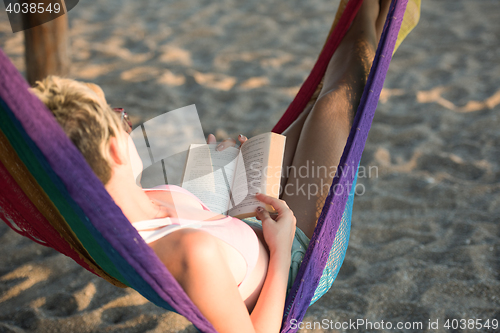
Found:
[0,0,418,331]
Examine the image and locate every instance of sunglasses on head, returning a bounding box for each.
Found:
[113,108,132,134]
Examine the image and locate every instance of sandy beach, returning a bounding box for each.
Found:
[1,0,499,332]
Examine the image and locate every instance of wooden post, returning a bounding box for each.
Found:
[24,11,69,86]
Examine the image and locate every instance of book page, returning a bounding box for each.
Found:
[181,144,239,214]
[228,133,281,218]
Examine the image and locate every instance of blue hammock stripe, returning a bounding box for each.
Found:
[311,165,357,305]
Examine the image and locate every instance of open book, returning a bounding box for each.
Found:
[181,132,286,219]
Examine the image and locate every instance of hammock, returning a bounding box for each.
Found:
[0,0,418,332]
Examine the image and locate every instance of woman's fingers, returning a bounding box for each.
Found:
[209,134,248,151]
[255,193,290,216]
[207,134,217,144]
[238,134,248,146]
[216,138,237,151]
[255,206,273,223]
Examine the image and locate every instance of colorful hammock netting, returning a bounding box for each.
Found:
[0,0,419,332]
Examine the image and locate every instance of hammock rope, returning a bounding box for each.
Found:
[280,0,411,329]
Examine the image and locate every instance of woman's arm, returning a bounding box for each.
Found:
[250,194,296,333]
[152,228,256,332]
[151,193,296,333]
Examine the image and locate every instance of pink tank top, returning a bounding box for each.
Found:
[133,185,260,286]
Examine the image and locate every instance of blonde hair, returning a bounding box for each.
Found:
[30,76,124,184]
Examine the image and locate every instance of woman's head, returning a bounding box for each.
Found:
[30,76,125,184]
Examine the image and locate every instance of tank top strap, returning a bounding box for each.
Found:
[132,217,172,230]
[132,216,205,244]
[145,184,211,211]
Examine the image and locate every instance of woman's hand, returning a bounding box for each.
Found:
[207,134,248,151]
[255,193,296,257]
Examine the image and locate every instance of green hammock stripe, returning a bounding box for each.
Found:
[0,102,129,286]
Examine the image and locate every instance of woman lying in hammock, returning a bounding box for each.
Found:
[30,1,389,332]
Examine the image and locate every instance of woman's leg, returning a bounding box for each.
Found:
[281,0,390,238]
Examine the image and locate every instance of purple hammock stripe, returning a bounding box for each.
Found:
[0,55,215,331]
[0,0,407,331]
[280,0,408,331]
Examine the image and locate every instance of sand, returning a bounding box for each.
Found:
[1,0,499,332]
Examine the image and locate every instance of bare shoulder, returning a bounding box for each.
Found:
[149,229,219,284]
[148,229,254,332]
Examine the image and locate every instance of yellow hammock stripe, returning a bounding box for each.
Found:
[0,130,126,288]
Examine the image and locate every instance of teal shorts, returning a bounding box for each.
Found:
[242,217,310,294]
